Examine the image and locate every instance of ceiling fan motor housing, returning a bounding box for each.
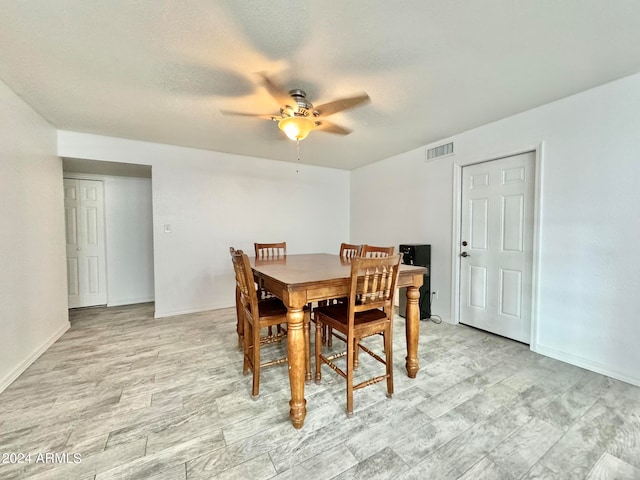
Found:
[288,89,313,116]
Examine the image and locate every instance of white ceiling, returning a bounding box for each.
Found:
[2,1,640,170]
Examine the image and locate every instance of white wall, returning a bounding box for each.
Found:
[0,79,69,392]
[57,132,351,317]
[350,147,454,314]
[351,73,640,386]
[104,176,154,306]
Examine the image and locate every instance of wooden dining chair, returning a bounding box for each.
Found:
[254,242,286,258]
[314,254,402,416]
[230,248,311,397]
[353,245,395,366]
[231,245,283,348]
[254,242,288,335]
[339,242,362,259]
[231,248,244,349]
[361,244,395,258]
[318,243,363,347]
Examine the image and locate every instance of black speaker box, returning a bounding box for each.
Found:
[398,244,431,320]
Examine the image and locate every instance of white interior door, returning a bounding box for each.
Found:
[459,152,535,343]
[64,178,107,308]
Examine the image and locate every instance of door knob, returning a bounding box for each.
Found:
[460,252,470,257]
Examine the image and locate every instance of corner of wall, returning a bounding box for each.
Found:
[0,320,70,394]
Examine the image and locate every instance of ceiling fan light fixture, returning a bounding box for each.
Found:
[278,115,315,141]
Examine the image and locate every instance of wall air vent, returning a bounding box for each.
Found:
[426,142,454,160]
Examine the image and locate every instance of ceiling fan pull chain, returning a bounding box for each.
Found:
[296,139,301,173]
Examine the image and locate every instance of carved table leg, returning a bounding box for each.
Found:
[405,285,421,378]
[287,306,307,429]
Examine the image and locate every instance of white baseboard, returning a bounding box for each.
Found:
[154,302,234,319]
[107,296,155,307]
[0,321,70,394]
[533,343,640,388]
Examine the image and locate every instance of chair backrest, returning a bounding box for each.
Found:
[254,242,287,258]
[339,243,362,259]
[348,254,402,318]
[230,247,259,317]
[361,244,395,258]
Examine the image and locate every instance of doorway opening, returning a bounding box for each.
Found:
[63,158,154,309]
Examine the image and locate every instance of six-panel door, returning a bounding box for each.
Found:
[64,178,107,308]
[459,152,535,343]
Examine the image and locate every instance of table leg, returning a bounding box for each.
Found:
[287,306,307,428]
[405,285,420,378]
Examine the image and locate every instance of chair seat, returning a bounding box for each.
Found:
[257,297,288,317]
[258,297,311,318]
[314,304,388,329]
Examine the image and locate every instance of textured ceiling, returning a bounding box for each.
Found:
[2,1,640,170]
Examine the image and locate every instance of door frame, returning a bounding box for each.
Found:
[450,143,544,350]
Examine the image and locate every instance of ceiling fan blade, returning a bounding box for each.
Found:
[315,120,352,135]
[256,72,292,107]
[314,92,370,117]
[220,110,279,121]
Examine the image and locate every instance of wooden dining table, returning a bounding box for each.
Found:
[250,253,428,429]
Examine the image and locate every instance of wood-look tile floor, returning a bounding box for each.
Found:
[1,303,640,480]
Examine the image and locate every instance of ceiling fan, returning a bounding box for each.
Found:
[221,73,370,141]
